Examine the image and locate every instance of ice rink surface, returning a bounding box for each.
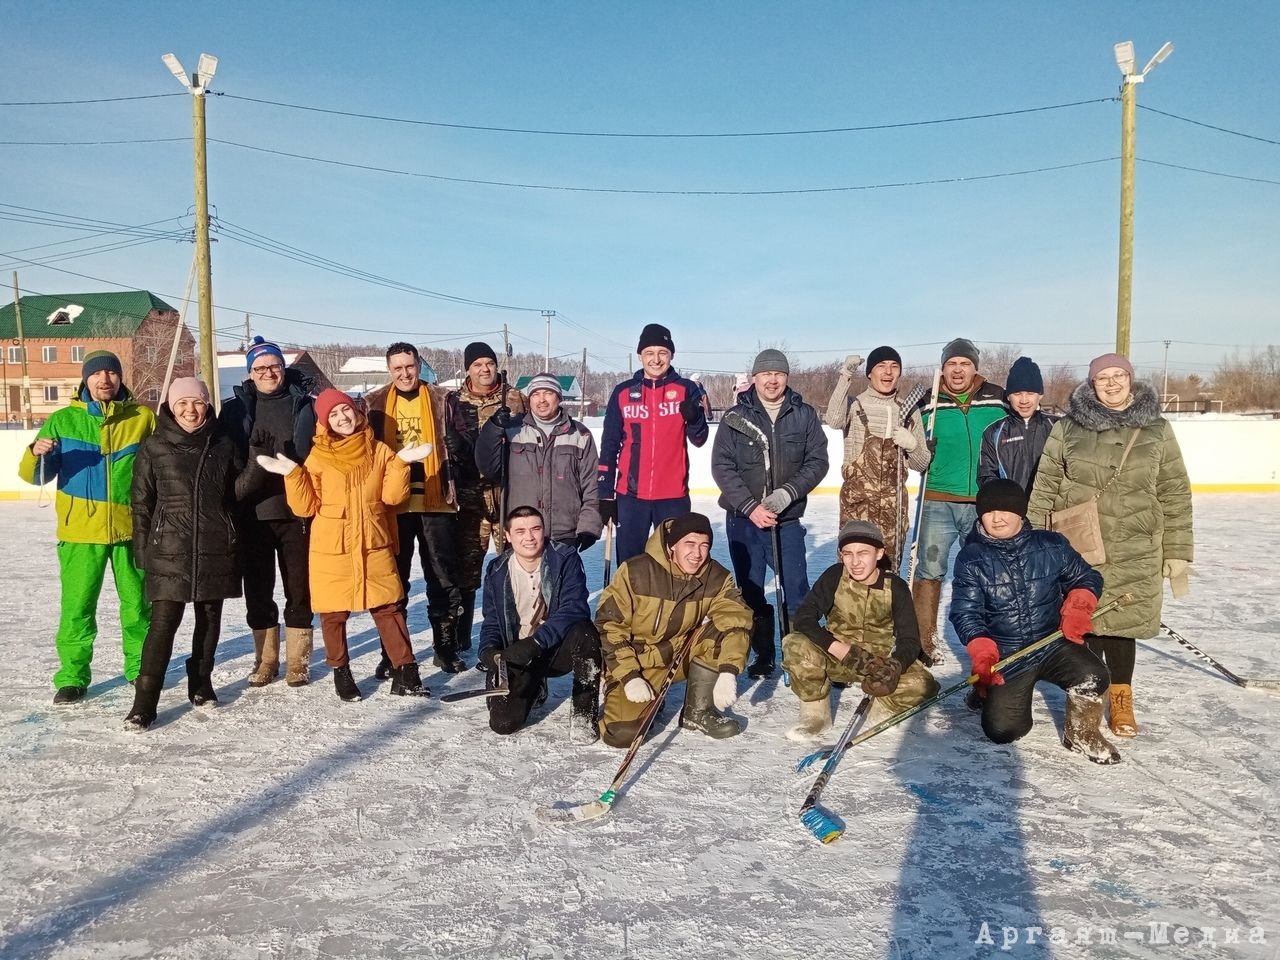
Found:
[0,495,1277,959]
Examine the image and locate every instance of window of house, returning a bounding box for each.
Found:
[43,385,59,403]
[71,346,85,363]
[42,346,58,363]
[7,346,24,365]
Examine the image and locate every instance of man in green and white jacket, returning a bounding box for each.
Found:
[18,351,156,704]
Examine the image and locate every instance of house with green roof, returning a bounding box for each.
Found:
[0,291,195,422]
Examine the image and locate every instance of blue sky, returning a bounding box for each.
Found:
[2,1,1276,380]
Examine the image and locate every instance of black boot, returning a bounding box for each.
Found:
[570,665,600,745]
[124,675,164,731]
[333,665,362,702]
[53,685,87,705]
[390,661,431,697]
[374,646,393,681]
[679,662,742,739]
[747,607,776,679]
[431,617,467,674]
[185,658,218,707]
[455,590,476,652]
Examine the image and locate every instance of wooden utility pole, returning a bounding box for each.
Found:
[192,85,216,394]
[542,311,554,370]
[579,347,587,418]
[1115,76,1137,358]
[11,272,32,428]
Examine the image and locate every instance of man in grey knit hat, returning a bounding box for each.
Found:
[712,348,828,678]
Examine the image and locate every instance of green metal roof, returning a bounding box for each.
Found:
[0,291,178,340]
[515,374,577,392]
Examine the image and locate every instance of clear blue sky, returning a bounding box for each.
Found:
[2,1,1276,381]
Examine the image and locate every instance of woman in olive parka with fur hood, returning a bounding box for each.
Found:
[1027,353,1192,738]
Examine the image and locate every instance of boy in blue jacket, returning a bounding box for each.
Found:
[949,479,1120,764]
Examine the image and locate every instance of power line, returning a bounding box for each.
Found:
[0,137,189,146]
[0,93,185,106]
[209,138,1118,195]
[215,93,1114,138]
[0,213,191,258]
[1138,158,1280,186]
[1139,105,1280,147]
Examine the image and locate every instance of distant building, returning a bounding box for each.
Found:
[330,355,437,397]
[513,374,596,415]
[216,349,334,402]
[0,291,195,421]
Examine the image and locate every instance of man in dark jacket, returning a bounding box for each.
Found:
[949,479,1119,764]
[478,506,602,742]
[978,356,1056,495]
[712,349,829,678]
[476,372,601,549]
[218,336,317,689]
[598,323,709,563]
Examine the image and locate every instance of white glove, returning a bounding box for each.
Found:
[840,354,864,379]
[761,488,793,513]
[256,453,298,476]
[1162,558,1190,579]
[713,671,739,711]
[397,442,433,463]
[623,677,654,703]
[892,426,918,452]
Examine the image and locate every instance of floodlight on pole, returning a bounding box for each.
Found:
[161,53,191,90]
[196,53,218,91]
[1113,41,1136,77]
[1142,41,1175,76]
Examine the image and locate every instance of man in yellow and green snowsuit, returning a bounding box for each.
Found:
[18,350,156,703]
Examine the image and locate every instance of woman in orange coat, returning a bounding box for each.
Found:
[257,388,433,701]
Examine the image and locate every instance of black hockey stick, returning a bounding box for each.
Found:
[1161,623,1280,692]
[440,655,508,703]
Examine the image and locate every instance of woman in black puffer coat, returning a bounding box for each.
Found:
[125,378,254,730]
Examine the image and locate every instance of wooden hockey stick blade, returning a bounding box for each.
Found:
[1243,678,1280,692]
[536,789,617,824]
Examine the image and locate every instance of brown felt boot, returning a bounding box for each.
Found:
[1108,683,1139,738]
[911,578,942,663]
[1063,693,1121,764]
[284,626,313,687]
[247,626,280,687]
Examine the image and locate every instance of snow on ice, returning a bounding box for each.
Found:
[0,495,1276,959]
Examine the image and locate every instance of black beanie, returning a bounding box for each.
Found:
[976,479,1028,518]
[1005,356,1044,396]
[865,346,902,376]
[464,341,498,370]
[637,323,675,355]
[665,512,713,549]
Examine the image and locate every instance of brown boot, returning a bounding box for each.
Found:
[1108,683,1139,737]
[911,578,942,663]
[284,626,313,687]
[247,626,281,687]
[1063,693,1121,764]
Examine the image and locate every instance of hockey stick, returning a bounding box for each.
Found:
[904,369,943,588]
[440,655,508,703]
[892,383,929,571]
[602,520,614,588]
[796,594,1134,774]
[1160,623,1280,692]
[798,695,872,843]
[536,622,708,824]
[771,524,791,637]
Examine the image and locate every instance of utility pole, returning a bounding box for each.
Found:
[1112,40,1174,358]
[243,312,251,351]
[579,347,588,418]
[162,52,220,397]
[542,311,554,370]
[1162,339,1172,398]
[11,272,32,428]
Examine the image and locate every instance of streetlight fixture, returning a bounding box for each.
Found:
[161,52,220,403]
[1112,40,1174,358]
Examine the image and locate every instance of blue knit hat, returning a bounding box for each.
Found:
[245,335,286,372]
[1005,356,1044,396]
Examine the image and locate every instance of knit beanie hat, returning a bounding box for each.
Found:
[838,519,885,550]
[1005,356,1044,396]
[637,323,675,354]
[81,350,123,382]
[167,377,210,407]
[245,335,285,372]
[665,512,713,549]
[464,341,498,370]
[525,372,562,398]
[865,346,902,375]
[941,338,980,368]
[976,478,1029,518]
[1088,352,1135,382]
[751,348,790,376]
[315,388,356,426]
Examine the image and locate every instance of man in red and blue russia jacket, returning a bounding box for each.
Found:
[598,323,709,562]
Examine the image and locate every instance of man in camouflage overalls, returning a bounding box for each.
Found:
[446,341,526,651]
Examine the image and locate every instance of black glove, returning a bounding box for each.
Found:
[491,405,513,429]
[679,396,702,424]
[575,532,599,552]
[501,637,541,668]
[599,499,617,526]
[479,646,502,671]
[248,427,278,455]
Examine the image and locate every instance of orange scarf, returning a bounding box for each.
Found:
[312,423,375,479]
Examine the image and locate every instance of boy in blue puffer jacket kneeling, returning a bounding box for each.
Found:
[949,479,1120,764]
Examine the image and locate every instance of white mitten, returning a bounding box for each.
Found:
[713,671,738,711]
[397,442,433,463]
[256,453,298,476]
[623,677,654,703]
[840,354,864,379]
[892,426,918,451]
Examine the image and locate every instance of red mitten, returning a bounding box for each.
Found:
[1059,589,1099,644]
[966,637,1005,687]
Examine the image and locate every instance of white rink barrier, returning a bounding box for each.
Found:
[3,417,1277,501]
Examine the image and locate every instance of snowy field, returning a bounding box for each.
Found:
[0,495,1277,960]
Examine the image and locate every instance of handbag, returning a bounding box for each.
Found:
[1048,429,1140,566]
